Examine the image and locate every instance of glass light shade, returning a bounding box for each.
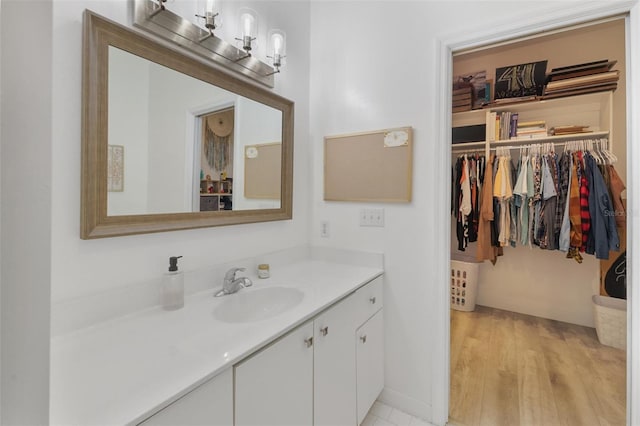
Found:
[270,30,286,57]
[196,0,218,30]
[239,9,257,38]
[205,0,215,14]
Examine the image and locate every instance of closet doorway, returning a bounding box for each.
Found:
[448,17,629,426]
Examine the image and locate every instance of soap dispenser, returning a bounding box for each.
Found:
[163,256,184,310]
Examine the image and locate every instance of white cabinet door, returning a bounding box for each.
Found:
[139,368,233,426]
[235,321,314,426]
[356,309,384,425]
[314,296,357,426]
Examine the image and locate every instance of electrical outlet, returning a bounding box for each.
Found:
[320,221,330,238]
[359,208,385,227]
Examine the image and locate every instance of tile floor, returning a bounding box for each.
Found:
[362,401,434,426]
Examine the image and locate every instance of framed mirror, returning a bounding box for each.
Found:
[81,10,294,239]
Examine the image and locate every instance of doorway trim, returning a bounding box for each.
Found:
[433,2,640,425]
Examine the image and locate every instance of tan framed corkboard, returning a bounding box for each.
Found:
[244,142,282,199]
[324,127,413,202]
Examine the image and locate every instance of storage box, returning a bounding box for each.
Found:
[450,260,479,312]
[452,124,487,144]
[592,294,626,349]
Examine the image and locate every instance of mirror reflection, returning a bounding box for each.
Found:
[107,46,282,217]
[81,11,293,239]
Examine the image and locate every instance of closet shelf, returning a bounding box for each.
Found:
[452,91,613,125]
[452,90,614,152]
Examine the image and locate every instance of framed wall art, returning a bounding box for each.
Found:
[107,144,124,192]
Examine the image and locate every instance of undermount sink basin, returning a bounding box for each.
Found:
[213,286,304,323]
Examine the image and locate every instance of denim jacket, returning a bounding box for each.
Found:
[585,153,620,259]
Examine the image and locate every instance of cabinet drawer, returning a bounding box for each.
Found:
[353,275,383,327]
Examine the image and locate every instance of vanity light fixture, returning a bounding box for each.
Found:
[236,8,258,57]
[133,0,277,87]
[195,0,218,40]
[149,0,166,17]
[267,30,286,75]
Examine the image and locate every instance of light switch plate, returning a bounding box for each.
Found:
[320,221,330,237]
[359,208,384,227]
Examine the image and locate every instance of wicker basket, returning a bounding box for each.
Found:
[592,295,626,350]
[450,260,479,312]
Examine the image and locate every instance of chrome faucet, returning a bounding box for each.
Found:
[214,267,253,297]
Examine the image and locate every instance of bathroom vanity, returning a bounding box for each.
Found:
[50,256,384,425]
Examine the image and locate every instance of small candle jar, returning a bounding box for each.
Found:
[257,264,270,279]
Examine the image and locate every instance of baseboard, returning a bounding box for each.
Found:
[378,386,432,423]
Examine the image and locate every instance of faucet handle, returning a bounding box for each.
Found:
[224,267,246,281]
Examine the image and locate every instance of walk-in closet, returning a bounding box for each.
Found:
[449,17,628,425]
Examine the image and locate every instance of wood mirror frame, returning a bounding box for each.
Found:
[81,10,294,239]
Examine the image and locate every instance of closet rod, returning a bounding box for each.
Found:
[451,148,486,155]
[488,137,608,152]
[452,136,609,155]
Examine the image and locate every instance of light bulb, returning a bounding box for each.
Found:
[236,8,258,54]
[272,33,283,56]
[241,12,255,37]
[205,0,215,14]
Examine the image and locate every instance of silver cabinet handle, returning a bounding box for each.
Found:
[320,326,329,336]
[369,296,376,304]
[304,337,314,348]
[360,335,367,344]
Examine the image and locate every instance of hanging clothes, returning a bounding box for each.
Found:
[453,154,485,251]
[468,156,480,243]
[452,157,462,216]
[454,157,469,251]
[557,152,572,252]
[606,165,626,228]
[453,138,623,265]
[508,159,518,248]
[493,154,513,247]
[476,154,502,264]
[569,153,583,246]
[576,151,591,252]
[512,152,529,246]
[460,156,472,217]
[538,154,558,250]
[584,152,620,259]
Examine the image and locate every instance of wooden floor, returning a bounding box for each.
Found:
[449,306,626,426]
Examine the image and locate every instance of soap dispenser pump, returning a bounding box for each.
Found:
[163,255,184,310]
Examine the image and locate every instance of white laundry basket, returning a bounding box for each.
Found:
[592,295,626,350]
[450,260,479,312]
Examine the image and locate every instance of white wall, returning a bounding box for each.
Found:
[308,1,590,421]
[50,0,310,304]
[45,0,309,422]
[1,0,633,423]
[1,1,53,423]
[108,46,151,216]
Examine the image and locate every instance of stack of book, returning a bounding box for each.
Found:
[515,120,548,140]
[543,59,618,99]
[485,112,549,141]
[549,125,591,136]
[452,87,473,113]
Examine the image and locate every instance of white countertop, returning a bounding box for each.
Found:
[50,260,383,425]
